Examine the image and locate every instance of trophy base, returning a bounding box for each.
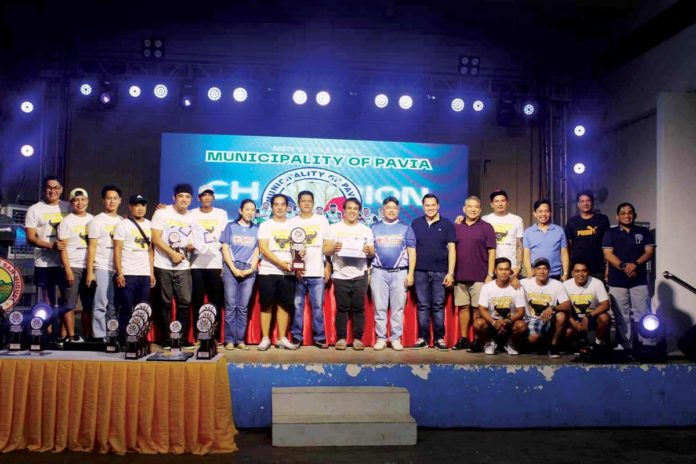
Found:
[106,345,120,353]
[9,343,22,351]
[30,344,42,351]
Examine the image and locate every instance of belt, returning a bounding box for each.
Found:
[373,266,408,273]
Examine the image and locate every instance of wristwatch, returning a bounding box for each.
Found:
[619,262,627,270]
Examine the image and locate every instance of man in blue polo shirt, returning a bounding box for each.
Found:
[523,199,569,281]
[602,202,655,349]
[411,193,456,351]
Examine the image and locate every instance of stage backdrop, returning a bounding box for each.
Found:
[160,133,468,221]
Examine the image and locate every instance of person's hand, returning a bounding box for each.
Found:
[54,240,67,251]
[443,273,454,287]
[149,274,156,288]
[362,244,370,255]
[405,273,414,288]
[484,275,493,284]
[170,252,185,265]
[580,316,590,332]
[561,274,569,282]
[334,242,343,253]
[65,269,75,285]
[85,271,96,287]
[454,215,464,225]
[510,275,520,289]
[540,308,554,322]
[116,275,126,288]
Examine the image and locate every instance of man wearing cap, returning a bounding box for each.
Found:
[481,190,524,283]
[519,257,571,358]
[523,199,570,281]
[190,186,228,340]
[85,184,123,340]
[25,176,70,333]
[57,187,95,342]
[565,191,610,282]
[113,194,155,338]
[151,183,196,347]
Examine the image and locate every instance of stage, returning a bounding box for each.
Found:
[223,347,696,429]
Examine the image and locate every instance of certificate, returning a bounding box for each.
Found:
[337,235,367,258]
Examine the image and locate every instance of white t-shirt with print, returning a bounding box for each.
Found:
[113,218,152,276]
[151,205,194,271]
[563,276,609,318]
[189,207,228,270]
[330,221,374,280]
[289,214,332,278]
[258,218,294,276]
[478,280,527,320]
[57,213,94,269]
[88,212,123,272]
[520,277,569,320]
[24,200,70,267]
[482,212,524,269]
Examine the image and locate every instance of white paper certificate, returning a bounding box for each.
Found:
[337,236,366,258]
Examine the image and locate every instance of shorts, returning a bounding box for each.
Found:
[527,317,552,337]
[257,274,296,311]
[454,281,483,307]
[63,267,96,311]
[34,266,67,289]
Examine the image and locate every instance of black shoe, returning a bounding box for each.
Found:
[434,339,449,351]
[411,338,428,350]
[313,341,329,349]
[549,345,561,359]
[452,337,470,351]
[467,339,483,353]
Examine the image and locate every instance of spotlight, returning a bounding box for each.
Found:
[99,92,112,105]
[143,37,165,60]
[522,102,536,116]
[398,95,413,110]
[451,98,465,112]
[574,125,586,136]
[459,55,481,75]
[32,303,53,321]
[181,96,193,108]
[129,85,141,97]
[573,163,586,174]
[80,84,93,96]
[207,86,222,101]
[21,145,34,157]
[233,87,248,102]
[633,313,667,363]
[292,90,307,105]
[374,94,389,109]
[154,84,168,99]
[98,80,116,108]
[473,100,484,112]
[20,101,34,113]
[316,91,331,106]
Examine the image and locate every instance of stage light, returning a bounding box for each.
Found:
[641,314,660,333]
[154,84,168,99]
[473,100,484,112]
[20,101,34,113]
[633,313,667,363]
[182,97,192,107]
[574,125,586,136]
[398,95,413,110]
[129,85,141,97]
[32,303,52,321]
[522,102,536,116]
[99,92,112,105]
[451,98,465,112]
[80,84,93,96]
[459,55,481,75]
[97,80,116,108]
[374,94,389,109]
[143,37,165,60]
[21,145,34,157]
[233,87,248,102]
[207,87,222,101]
[573,163,586,174]
[316,91,331,106]
[292,90,307,105]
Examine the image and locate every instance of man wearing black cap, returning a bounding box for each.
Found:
[113,194,155,337]
[151,183,195,347]
[519,257,571,358]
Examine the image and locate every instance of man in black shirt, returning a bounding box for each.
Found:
[565,191,610,281]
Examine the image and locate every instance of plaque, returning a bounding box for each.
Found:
[196,318,214,359]
[29,317,44,351]
[169,320,183,353]
[125,322,141,359]
[8,310,23,351]
[106,319,120,353]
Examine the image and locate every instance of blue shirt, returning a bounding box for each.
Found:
[371,220,416,269]
[602,224,655,288]
[523,223,568,276]
[220,221,258,272]
[411,215,456,272]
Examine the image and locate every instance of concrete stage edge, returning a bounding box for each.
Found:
[226,355,696,428]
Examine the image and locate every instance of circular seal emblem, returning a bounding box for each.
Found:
[129,315,146,330]
[169,320,182,333]
[199,303,217,316]
[199,310,216,324]
[30,317,43,330]
[290,227,307,244]
[107,319,120,331]
[125,322,140,336]
[134,302,152,317]
[8,310,23,326]
[132,309,150,322]
[0,257,24,312]
[196,318,211,333]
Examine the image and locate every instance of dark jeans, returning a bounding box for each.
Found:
[116,275,150,340]
[333,275,368,340]
[155,268,192,343]
[414,270,447,342]
[191,268,224,337]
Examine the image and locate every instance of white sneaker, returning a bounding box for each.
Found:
[391,339,403,351]
[374,339,387,351]
[504,341,519,355]
[277,337,299,350]
[484,340,497,355]
[257,337,271,351]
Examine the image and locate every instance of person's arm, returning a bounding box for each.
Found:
[603,248,622,271]
[587,299,609,318]
[222,243,241,277]
[149,243,156,288]
[560,246,570,281]
[485,248,496,283]
[523,247,532,278]
[323,238,336,256]
[443,242,456,287]
[86,237,98,286]
[511,306,525,322]
[624,246,655,278]
[113,240,126,288]
[405,247,416,288]
[324,260,332,284]
[258,238,291,273]
[479,306,495,326]
[514,237,523,277]
[151,229,185,265]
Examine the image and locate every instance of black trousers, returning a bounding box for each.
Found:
[333,275,368,340]
[191,268,224,337]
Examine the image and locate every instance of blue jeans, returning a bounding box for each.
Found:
[371,268,408,341]
[92,269,116,339]
[116,275,150,340]
[414,270,446,342]
[222,270,256,344]
[291,277,326,343]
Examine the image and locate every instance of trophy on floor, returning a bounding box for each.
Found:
[169,320,183,353]
[124,322,141,359]
[289,227,307,271]
[105,319,120,352]
[132,303,153,356]
[29,317,45,351]
[7,310,24,351]
[196,304,218,359]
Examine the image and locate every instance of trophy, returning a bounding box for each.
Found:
[290,227,307,271]
[8,310,23,351]
[105,319,120,352]
[124,322,141,359]
[169,320,183,353]
[29,317,45,351]
[196,304,218,359]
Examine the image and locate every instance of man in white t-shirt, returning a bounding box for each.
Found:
[85,184,123,340]
[151,183,195,347]
[113,194,155,340]
[257,194,298,351]
[190,186,229,339]
[289,190,335,349]
[520,257,571,358]
[330,197,375,351]
[25,176,70,333]
[57,188,95,342]
[481,190,524,284]
[474,257,527,355]
[563,260,610,347]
